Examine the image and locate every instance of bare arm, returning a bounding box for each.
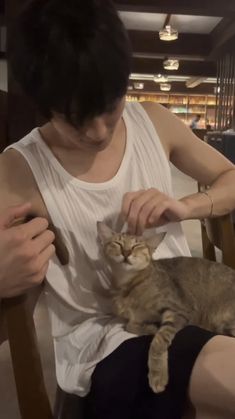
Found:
[0,204,55,297]
[143,102,235,219]
[122,102,235,234]
[0,151,55,297]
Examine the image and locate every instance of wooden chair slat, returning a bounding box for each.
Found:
[2,292,53,419]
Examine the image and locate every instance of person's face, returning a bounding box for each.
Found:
[51,96,126,152]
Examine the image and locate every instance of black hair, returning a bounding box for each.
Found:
[8,0,132,126]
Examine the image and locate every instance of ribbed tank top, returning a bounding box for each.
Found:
[5,102,190,395]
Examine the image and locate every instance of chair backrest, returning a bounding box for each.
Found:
[199,199,235,272]
[1,286,53,419]
[198,182,235,269]
[0,216,71,419]
[207,215,235,266]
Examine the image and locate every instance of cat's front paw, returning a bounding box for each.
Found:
[148,352,168,393]
[148,367,168,393]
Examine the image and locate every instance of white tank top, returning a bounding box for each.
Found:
[5,102,190,395]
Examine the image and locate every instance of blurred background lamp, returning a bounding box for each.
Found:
[159,25,178,41]
[154,74,168,83]
[163,59,179,70]
[134,82,144,90]
[160,83,171,92]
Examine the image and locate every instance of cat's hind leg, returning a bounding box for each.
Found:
[212,308,235,337]
[221,324,235,337]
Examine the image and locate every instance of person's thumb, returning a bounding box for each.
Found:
[0,203,32,229]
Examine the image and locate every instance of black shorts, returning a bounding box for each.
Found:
[85,326,216,419]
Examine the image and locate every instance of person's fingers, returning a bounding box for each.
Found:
[126,189,160,234]
[2,264,48,298]
[0,246,53,298]
[0,203,32,229]
[32,245,55,275]
[13,217,49,240]
[147,202,172,227]
[25,244,55,278]
[32,229,55,253]
[137,195,165,235]
[121,190,145,222]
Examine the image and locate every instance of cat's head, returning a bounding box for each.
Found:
[97,222,165,275]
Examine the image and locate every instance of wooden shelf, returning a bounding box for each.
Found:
[126,93,216,128]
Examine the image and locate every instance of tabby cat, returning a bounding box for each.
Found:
[97,221,235,394]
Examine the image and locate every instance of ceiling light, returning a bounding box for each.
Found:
[134,82,144,90]
[160,83,171,92]
[159,25,178,42]
[163,59,179,70]
[153,75,168,83]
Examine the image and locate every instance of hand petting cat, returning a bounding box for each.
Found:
[121,188,189,235]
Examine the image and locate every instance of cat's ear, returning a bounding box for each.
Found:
[145,232,166,251]
[97,221,115,242]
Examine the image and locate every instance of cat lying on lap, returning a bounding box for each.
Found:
[97,222,235,394]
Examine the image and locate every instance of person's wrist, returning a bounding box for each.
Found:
[179,192,213,220]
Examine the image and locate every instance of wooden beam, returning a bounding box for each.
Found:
[132,58,216,78]
[128,31,211,60]
[115,0,235,18]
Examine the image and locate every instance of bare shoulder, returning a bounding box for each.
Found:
[0,149,35,195]
[139,101,175,159]
[0,149,47,216]
[140,101,235,184]
[140,101,166,121]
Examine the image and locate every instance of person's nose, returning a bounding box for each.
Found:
[85,117,108,141]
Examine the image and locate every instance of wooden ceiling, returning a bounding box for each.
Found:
[114,0,235,92]
[115,1,235,17]
[1,1,235,93]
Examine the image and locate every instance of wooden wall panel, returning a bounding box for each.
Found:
[6,0,39,145]
[0,89,7,152]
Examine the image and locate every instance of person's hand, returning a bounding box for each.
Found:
[0,203,55,298]
[121,188,189,235]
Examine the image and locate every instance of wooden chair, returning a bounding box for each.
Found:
[1,287,86,419]
[0,219,86,419]
[200,213,235,269]
[198,183,235,269]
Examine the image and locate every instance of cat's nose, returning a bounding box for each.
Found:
[122,249,132,258]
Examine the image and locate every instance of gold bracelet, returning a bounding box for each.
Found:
[199,190,214,217]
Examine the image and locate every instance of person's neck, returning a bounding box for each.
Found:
[39,117,127,182]
[40,117,123,153]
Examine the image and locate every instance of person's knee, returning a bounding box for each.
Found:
[188,336,235,414]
